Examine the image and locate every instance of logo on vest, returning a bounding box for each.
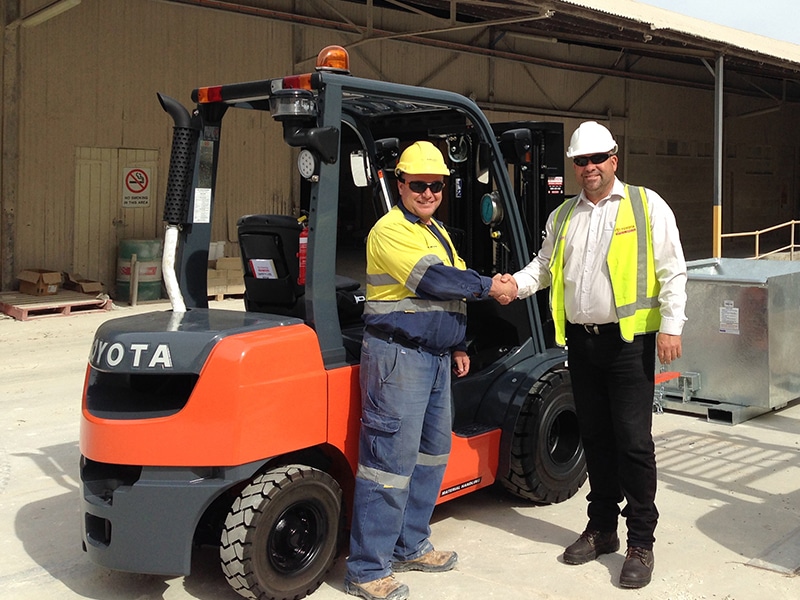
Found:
[614,225,636,236]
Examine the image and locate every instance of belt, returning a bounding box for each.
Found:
[365,326,448,356]
[567,321,619,335]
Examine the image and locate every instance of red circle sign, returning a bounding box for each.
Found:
[125,168,149,194]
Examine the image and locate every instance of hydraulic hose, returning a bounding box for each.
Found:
[162,225,186,314]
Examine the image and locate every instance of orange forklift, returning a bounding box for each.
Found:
[79,46,585,600]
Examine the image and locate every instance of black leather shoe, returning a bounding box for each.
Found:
[563,529,620,565]
[619,547,654,588]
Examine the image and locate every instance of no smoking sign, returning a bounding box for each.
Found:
[122,167,152,207]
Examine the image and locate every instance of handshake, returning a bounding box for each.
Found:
[489,273,518,305]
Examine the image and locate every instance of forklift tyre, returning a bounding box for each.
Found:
[220,465,343,600]
[500,368,587,504]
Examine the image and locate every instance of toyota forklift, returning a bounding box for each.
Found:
[79,46,585,600]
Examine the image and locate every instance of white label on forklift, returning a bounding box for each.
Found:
[719,302,739,334]
[250,259,278,279]
[194,188,212,223]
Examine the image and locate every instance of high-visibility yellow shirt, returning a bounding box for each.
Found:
[364,203,492,352]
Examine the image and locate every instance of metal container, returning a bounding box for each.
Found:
[664,257,800,423]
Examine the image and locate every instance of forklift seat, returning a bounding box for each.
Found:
[237,214,305,317]
[237,214,365,324]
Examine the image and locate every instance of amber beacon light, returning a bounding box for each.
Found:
[315,45,350,74]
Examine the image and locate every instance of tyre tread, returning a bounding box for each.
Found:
[220,465,342,600]
[499,369,587,503]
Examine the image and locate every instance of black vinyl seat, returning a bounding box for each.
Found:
[237,214,365,324]
[237,214,306,317]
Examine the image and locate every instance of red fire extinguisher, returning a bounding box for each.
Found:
[297,216,308,286]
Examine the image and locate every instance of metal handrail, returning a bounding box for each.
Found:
[720,219,800,259]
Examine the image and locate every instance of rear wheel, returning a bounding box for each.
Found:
[221,465,342,600]
[500,368,586,503]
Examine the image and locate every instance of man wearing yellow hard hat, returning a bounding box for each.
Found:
[345,141,515,600]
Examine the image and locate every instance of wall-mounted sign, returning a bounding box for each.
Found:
[122,167,151,207]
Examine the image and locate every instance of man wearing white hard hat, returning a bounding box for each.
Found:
[501,121,687,588]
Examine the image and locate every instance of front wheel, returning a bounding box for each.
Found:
[500,368,587,503]
[221,465,342,600]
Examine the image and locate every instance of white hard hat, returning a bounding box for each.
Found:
[566,121,618,158]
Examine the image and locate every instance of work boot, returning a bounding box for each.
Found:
[393,549,458,573]
[619,546,654,588]
[563,529,620,565]
[345,575,409,600]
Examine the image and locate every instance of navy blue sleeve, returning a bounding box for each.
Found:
[415,264,493,301]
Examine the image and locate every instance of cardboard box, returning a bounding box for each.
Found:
[208,240,226,260]
[18,269,62,296]
[215,257,242,272]
[206,258,244,297]
[206,269,227,289]
[63,272,104,294]
[207,284,228,298]
[226,269,244,285]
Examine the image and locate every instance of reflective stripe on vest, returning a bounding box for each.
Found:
[363,296,466,316]
[548,185,661,345]
[364,208,466,315]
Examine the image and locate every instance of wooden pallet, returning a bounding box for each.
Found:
[208,291,245,302]
[207,284,245,302]
[0,290,111,321]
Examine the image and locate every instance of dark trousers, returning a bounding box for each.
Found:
[566,323,658,549]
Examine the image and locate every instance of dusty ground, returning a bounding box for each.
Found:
[1,297,799,600]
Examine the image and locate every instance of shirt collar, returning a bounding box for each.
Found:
[396,199,420,223]
[578,177,626,206]
[396,200,443,229]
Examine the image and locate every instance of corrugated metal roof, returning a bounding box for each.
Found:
[347,0,800,75]
[561,0,800,64]
[376,0,800,99]
[167,0,800,101]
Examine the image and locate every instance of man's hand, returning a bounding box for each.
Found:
[452,350,470,377]
[489,273,518,305]
[657,333,682,365]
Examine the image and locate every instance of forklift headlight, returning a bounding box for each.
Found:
[298,149,319,180]
[269,89,317,121]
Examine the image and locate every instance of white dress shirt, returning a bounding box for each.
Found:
[514,178,687,336]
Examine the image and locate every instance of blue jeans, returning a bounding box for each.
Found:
[345,332,452,584]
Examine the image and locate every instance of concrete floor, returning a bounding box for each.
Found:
[1,297,799,600]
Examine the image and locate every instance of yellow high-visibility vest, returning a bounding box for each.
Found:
[549,185,661,345]
[365,205,466,312]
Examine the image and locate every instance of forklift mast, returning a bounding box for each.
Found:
[158,51,563,368]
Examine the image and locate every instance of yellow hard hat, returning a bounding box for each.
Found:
[395,141,450,176]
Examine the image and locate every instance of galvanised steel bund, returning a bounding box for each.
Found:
[663,257,800,423]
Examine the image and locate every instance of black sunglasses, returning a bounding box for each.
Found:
[573,153,613,167]
[399,177,445,194]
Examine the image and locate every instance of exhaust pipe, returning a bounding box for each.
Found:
[157,93,198,314]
